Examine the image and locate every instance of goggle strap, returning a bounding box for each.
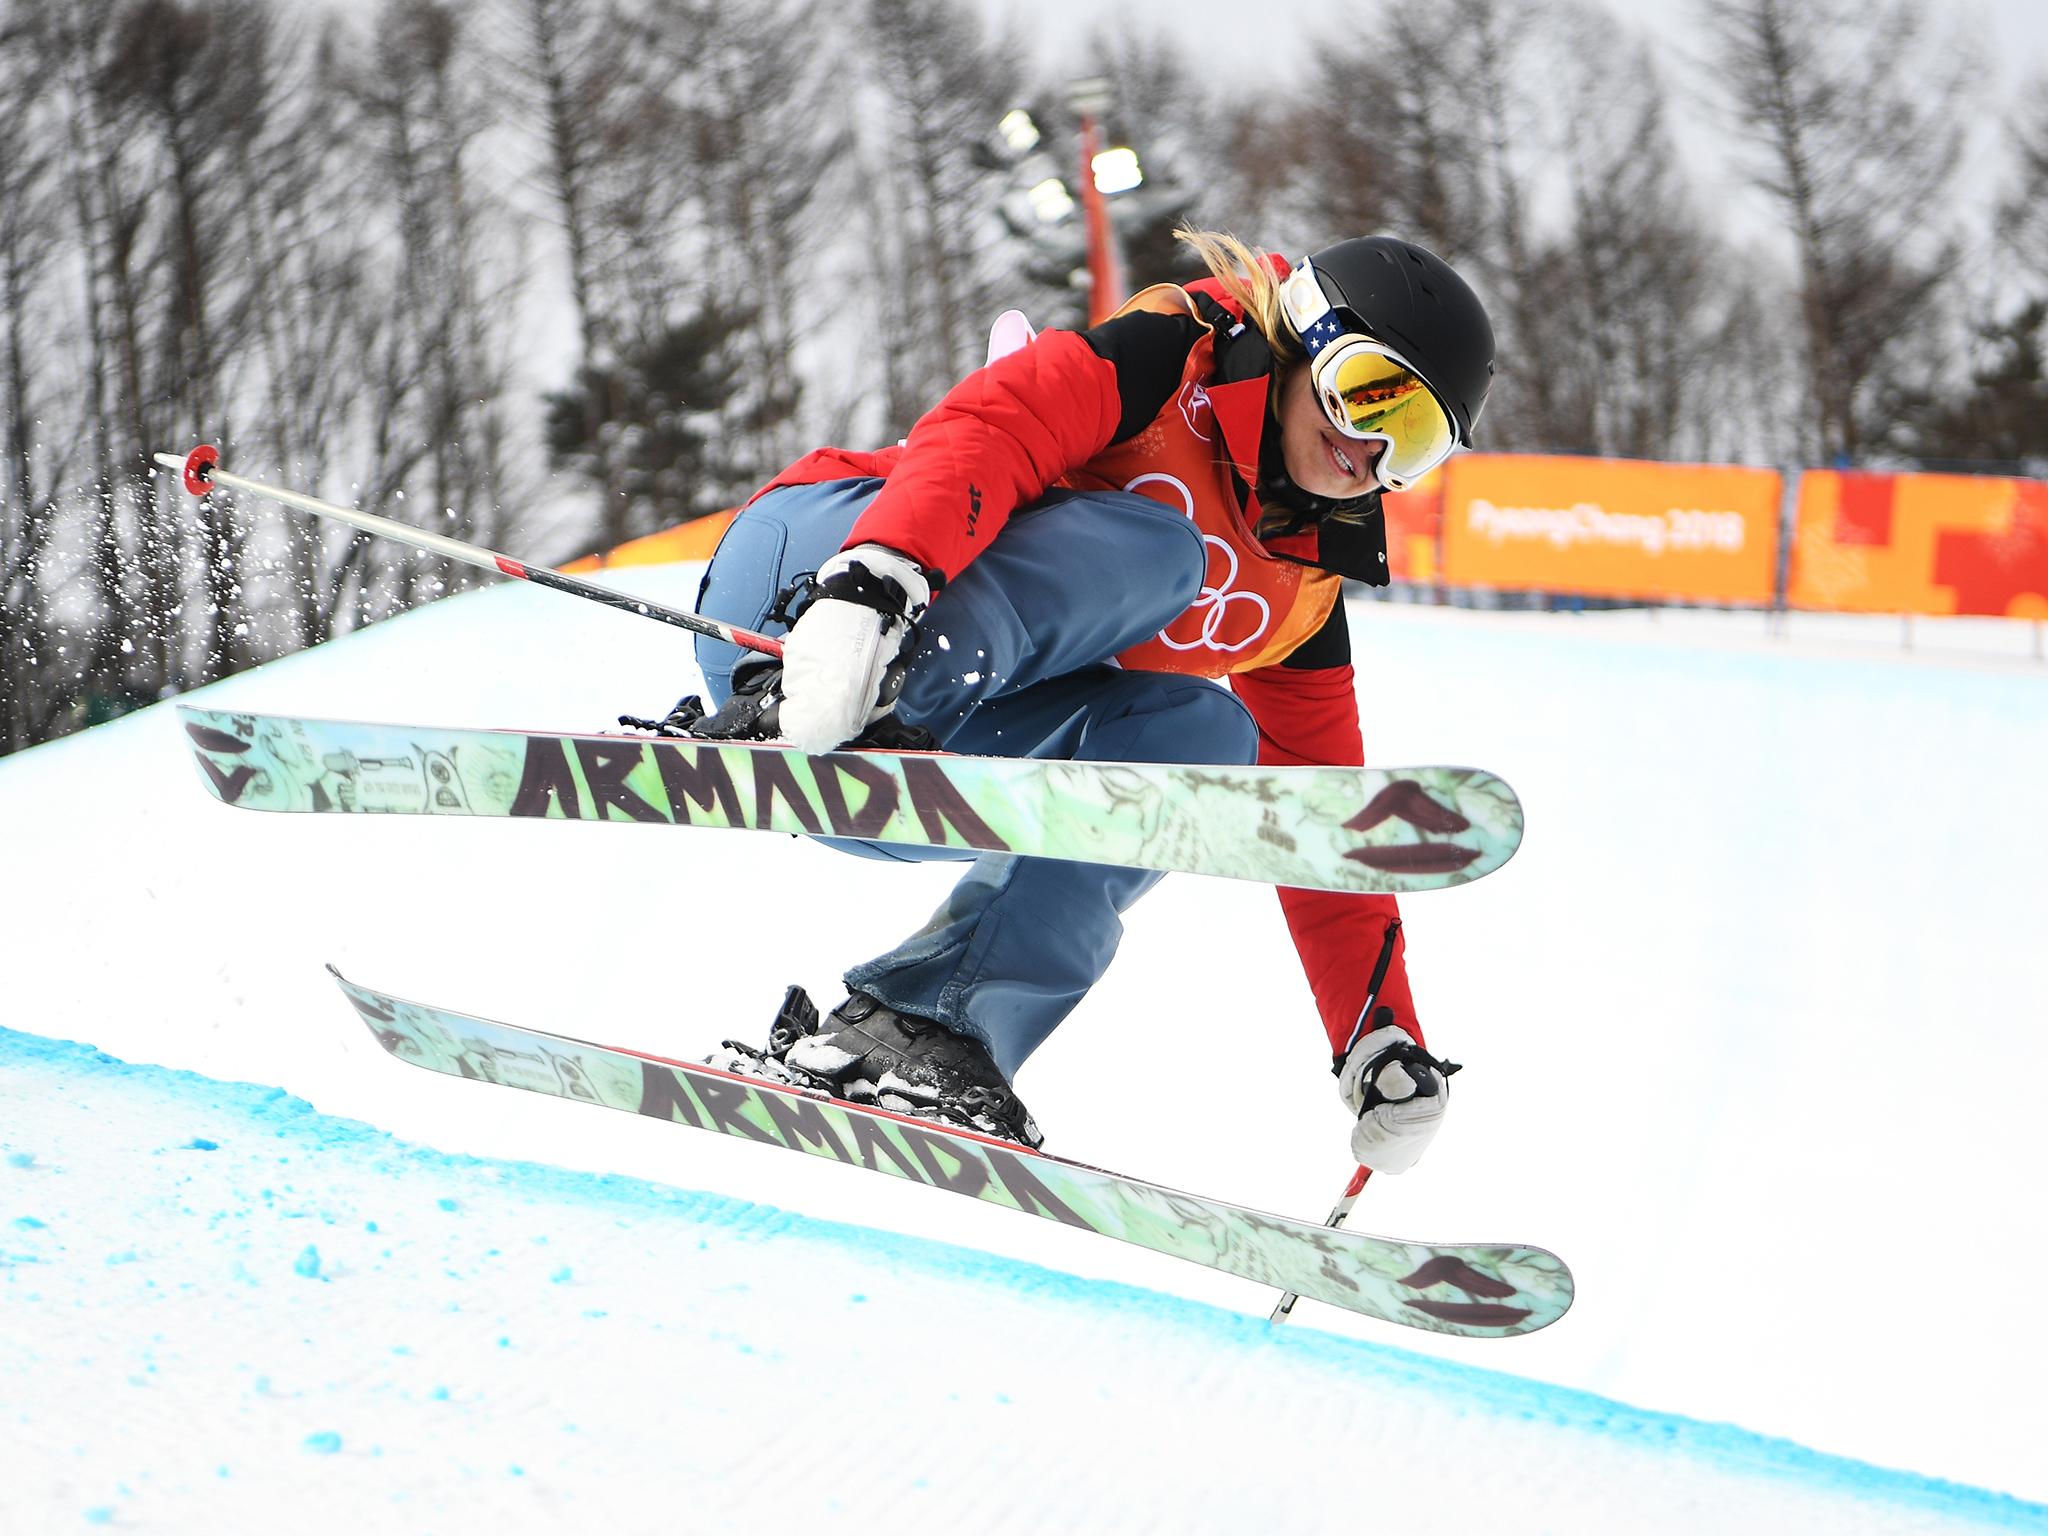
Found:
[1281,259,1333,341]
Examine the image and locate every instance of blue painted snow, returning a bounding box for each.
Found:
[2,1021,2041,1530]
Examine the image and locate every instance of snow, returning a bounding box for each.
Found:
[3,565,2046,1532]
[785,1037,860,1078]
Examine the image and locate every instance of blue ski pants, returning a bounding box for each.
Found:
[694,478,1260,1079]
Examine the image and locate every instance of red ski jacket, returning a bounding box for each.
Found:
[748,276,1423,1064]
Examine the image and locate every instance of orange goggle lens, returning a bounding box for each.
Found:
[1313,340,1458,488]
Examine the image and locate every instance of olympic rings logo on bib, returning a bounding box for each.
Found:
[1123,472,1273,655]
[1163,539,1271,653]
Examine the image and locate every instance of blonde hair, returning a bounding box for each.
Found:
[1176,226,1321,538]
[1173,226,1306,363]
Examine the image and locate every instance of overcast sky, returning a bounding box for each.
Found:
[975,0,2047,87]
[970,0,2043,268]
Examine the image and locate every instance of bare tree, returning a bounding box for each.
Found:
[106,0,287,682]
[335,0,523,609]
[1505,5,1796,464]
[652,0,854,485]
[522,0,737,544]
[41,0,171,696]
[1998,76,2048,296]
[1882,79,2048,473]
[1267,3,1509,263]
[1699,0,1971,463]
[856,0,1031,434]
[0,0,541,756]
[1200,101,1320,258]
[1204,0,1547,448]
[216,14,375,652]
[496,0,662,548]
[0,8,73,748]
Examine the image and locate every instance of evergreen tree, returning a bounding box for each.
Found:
[544,305,751,540]
[1882,301,2048,475]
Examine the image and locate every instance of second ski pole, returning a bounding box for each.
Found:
[1270,1165,1372,1324]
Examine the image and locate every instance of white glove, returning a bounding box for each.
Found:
[1338,1021,1458,1174]
[778,543,931,752]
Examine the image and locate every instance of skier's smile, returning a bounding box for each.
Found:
[1277,361,1383,497]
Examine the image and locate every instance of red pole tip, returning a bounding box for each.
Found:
[181,444,221,497]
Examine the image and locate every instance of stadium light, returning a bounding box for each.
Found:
[1027,177,1076,223]
[1091,147,1143,195]
[997,109,1040,156]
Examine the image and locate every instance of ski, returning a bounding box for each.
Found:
[181,708,1522,895]
[330,968,1574,1336]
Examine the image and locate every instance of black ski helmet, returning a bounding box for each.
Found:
[1297,236,1495,445]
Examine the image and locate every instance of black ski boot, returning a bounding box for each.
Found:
[732,985,1042,1148]
[623,658,784,740]
[622,658,938,750]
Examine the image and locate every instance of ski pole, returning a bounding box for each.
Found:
[1270,1165,1371,1324]
[154,444,782,658]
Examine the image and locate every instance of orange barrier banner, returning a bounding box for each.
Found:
[1788,471,2048,618]
[1382,481,1444,583]
[562,508,737,574]
[1437,454,1782,603]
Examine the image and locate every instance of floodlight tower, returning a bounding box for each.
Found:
[1067,76,1136,323]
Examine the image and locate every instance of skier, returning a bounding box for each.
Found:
[679,228,1494,1170]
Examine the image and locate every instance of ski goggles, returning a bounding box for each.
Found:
[1280,259,1461,491]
